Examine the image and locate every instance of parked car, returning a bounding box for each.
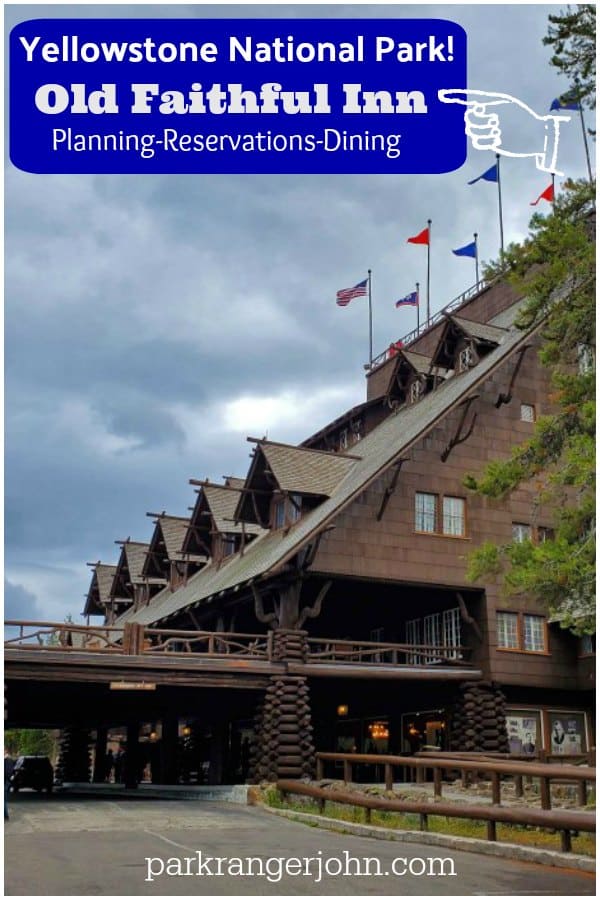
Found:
[10,756,54,793]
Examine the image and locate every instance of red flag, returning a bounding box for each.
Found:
[530,183,554,206]
[407,227,430,245]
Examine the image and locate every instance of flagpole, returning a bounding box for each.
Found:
[368,268,373,367]
[416,281,420,331]
[496,154,505,262]
[426,219,431,323]
[574,80,593,182]
[474,233,479,285]
[551,173,555,212]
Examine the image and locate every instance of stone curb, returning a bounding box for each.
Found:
[260,804,595,873]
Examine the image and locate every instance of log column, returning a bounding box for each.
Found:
[92,727,108,782]
[124,722,140,789]
[449,681,509,753]
[250,629,315,782]
[160,715,179,785]
[55,727,92,784]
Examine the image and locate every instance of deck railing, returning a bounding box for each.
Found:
[306,637,471,666]
[369,277,492,371]
[5,620,472,668]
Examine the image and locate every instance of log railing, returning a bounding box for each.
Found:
[5,620,474,668]
[277,777,595,853]
[306,637,472,666]
[4,620,124,652]
[315,752,596,811]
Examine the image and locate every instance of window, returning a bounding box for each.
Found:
[416,493,467,537]
[520,403,536,422]
[288,494,302,523]
[512,523,532,543]
[222,534,237,558]
[537,526,554,543]
[523,614,545,652]
[577,343,595,375]
[424,613,442,663]
[274,499,286,528]
[497,611,519,649]
[443,607,462,659]
[339,429,348,450]
[497,611,547,653]
[458,346,474,372]
[415,492,437,533]
[443,497,466,536]
[409,380,423,404]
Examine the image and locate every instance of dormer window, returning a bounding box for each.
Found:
[458,346,475,372]
[222,534,237,558]
[274,499,286,528]
[409,380,423,404]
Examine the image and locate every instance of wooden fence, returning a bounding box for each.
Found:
[276,778,595,853]
[315,752,596,810]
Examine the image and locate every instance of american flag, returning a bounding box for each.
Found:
[336,278,368,307]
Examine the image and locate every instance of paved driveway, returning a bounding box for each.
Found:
[4,793,595,895]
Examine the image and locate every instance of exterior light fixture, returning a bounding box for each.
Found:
[337,705,349,717]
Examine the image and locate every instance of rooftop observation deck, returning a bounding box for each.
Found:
[5,620,480,686]
[368,278,490,372]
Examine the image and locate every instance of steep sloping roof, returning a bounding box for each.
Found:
[259,441,359,496]
[117,300,536,628]
[401,350,449,376]
[159,516,191,560]
[83,563,117,616]
[202,484,263,535]
[449,316,508,345]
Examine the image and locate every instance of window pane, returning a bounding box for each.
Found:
[424,613,441,663]
[443,497,465,536]
[520,403,535,422]
[274,500,285,528]
[497,611,519,649]
[512,523,532,543]
[415,493,437,532]
[523,614,545,652]
[443,607,462,659]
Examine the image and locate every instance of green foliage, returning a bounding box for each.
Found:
[465,180,595,634]
[543,5,596,113]
[4,729,56,758]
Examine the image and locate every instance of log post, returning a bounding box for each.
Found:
[385,764,394,791]
[249,630,315,782]
[124,722,140,789]
[491,771,501,805]
[486,820,497,842]
[160,715,179,785]
[92,727,108,783]
[540,776,551,811]
[433,767,443,799]
[343,760,352,784]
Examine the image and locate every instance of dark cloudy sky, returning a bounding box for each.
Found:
[5,3,589,623]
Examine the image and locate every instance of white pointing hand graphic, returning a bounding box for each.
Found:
[438,89,571,174]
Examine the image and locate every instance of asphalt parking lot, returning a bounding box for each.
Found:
[4,793,596,895]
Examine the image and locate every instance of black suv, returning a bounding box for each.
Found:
[10,756,54,793]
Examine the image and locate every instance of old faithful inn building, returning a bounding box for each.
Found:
[8,276,594,784]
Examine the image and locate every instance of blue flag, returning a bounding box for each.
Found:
[452,240,477,258]
[468,163,498,185]
[550,96,580,111]
[395,291,418,308]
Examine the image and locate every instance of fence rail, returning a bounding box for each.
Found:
[315,752,596,810]
[277,778,595,853]
[5,620,474,669]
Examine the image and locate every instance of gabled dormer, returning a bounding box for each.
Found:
[110,539,150,618]
[385,350,450,407]
[234,439,359,530]
[431,315,507,374]
[143,513,205,592]
[83,562,117,621]
[183,478,264,564]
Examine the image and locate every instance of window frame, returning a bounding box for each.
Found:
[512,522,533,543]
[520,402,536,423]
[415,492,468,539]
[415,492,438,534]
[496,610,549,655]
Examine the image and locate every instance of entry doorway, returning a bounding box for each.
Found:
[400,709,448,755]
